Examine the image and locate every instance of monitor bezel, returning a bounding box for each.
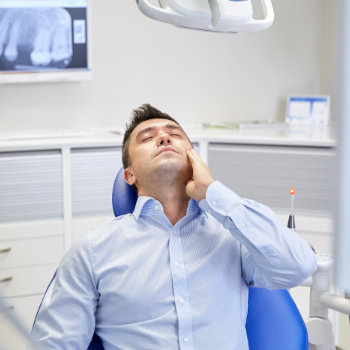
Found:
[0,0,92,84]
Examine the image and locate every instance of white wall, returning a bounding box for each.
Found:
[0,0,332,130]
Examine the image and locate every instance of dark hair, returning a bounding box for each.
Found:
[122,104,180,168]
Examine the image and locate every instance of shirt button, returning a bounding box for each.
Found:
[175,262,181,267]
[154,205,159,210]
[179,297,185,304]
[212,200,217,206]
[184,337,190,343]
[241,223,246,228]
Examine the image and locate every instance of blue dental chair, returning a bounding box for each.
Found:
[35,169,309,350]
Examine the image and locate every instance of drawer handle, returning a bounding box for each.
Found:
[0,305,14,313]
[0,276,13,283]
[0,247,11,254]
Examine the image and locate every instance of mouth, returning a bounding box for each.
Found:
[154,147,179,158]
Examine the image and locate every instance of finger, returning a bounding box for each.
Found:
[187,149,196,163]
[185,177,194,186]
[188,148,201,161]
[185,177,193,185]
[190,148,204,163]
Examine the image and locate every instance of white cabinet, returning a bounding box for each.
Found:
[0,150,65,350]
[0,229,63,350]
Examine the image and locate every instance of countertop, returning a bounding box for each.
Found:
[0,124,336,152]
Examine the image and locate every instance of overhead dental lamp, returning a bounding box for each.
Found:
[136,0,274,33]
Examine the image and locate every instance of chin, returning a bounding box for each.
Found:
[157,159,181,170]
[155,159,188,176]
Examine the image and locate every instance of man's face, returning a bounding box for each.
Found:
[124,118,193,190]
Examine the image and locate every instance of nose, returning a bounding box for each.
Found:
[157,133,173,147]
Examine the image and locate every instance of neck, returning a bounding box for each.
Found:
[139,183,190,226]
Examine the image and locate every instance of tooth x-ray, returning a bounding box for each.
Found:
[0,0,88,73]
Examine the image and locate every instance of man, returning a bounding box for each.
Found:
[29,104,317,350]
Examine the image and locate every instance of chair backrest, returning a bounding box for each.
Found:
[246,288,308,350]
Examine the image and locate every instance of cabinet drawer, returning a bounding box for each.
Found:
[0,236,64,269]
[0,294,42,350]
[0,264,57,298]
[0,150,63,222]
[0,219,64,241]
[208,144,335,216]
[71,147,122,217]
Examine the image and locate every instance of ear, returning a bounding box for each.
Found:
[124,167,136,186]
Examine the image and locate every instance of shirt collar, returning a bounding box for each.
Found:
[133,196,203,220]
[133,196,158,219]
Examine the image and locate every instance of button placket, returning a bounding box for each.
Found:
[168,227,194,350]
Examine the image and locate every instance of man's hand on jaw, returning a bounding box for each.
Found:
[186,149,215,201]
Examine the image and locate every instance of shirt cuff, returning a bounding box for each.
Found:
[199,181,242,224]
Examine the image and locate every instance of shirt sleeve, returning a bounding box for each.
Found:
[27,233,99,350]
[199,181,317,290]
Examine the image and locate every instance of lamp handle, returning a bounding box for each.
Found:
[211,0,274,32]
[136,0,274,33]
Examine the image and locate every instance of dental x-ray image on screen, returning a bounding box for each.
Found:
[0,0,89,83]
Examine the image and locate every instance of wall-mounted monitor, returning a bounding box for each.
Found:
[0,0,91,83]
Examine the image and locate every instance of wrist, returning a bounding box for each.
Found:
[200,180,215,201]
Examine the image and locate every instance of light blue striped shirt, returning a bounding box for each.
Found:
[29,181,317,350]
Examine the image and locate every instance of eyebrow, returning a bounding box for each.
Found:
[135,124,184,142]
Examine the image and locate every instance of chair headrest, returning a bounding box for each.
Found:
[112,168,138,216]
